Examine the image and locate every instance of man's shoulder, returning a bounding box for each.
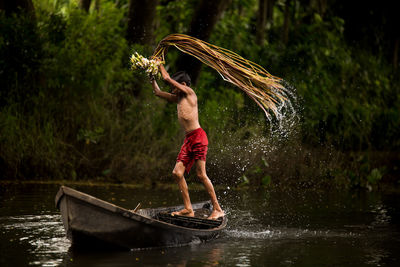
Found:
[180,88,197,105]
[182,86,197,98]
[186,86,196,94]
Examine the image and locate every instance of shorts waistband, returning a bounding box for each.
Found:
[185,128,203,137]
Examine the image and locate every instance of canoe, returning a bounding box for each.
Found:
[55,186,227,250]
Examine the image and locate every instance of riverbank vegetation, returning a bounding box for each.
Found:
[1,0,399,191]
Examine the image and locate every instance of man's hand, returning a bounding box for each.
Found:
[150,78,178,103]
[154,59,192,97]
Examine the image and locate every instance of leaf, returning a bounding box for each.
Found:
[262,175,271,186]
[367,168,382,185]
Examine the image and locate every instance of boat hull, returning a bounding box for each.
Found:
[55,186,226,250]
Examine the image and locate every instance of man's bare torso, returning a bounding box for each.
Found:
[177,90,201,133]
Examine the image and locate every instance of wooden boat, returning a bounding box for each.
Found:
[55,186,227,250]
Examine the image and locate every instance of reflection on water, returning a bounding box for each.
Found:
[65,242,226,267]
[0,214,69,266]
[1,183,400,266]
[371,204,391,226]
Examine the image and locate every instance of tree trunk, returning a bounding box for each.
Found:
[79,0,91,12]
[0,0,35,18]
[187,0,230,42]
[175,0,231,85]
[282,0,291,45]
[316,0,327,19]
[94,0,100,11]
[127,0,159,45]
[256,0,275,46]
[394,37,399,73]
[256,0,268,46]
[267,0,275,23]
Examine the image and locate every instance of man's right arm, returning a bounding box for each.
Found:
[151,79,178,103]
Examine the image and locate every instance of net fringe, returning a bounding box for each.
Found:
[152,34,286,118]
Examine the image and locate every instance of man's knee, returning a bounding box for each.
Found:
[196,171,208,182]
[172,168,184,180]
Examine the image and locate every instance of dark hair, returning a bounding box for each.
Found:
[171,71,191,86]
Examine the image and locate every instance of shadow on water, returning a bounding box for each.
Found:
[1,183,400,266]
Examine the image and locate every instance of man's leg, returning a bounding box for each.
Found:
[195,160,224,220]
[171,161,194,217]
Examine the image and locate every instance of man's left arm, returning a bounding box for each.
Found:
[159,64,193,95]
[151,79,178,103]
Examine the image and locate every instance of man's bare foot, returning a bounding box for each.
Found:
[207,209,225,220]
[171,208,194,217]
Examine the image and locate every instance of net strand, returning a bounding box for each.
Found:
[152,34,286,117]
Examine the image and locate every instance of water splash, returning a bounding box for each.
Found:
[224,227,360,240]
[205,80,301,181]
[225,229,277,239]
[269,80,301,141]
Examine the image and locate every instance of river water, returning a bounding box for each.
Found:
[1,183,399,266]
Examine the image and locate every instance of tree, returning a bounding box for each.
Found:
[306,0,327,19]
[79,0,91,12]
[394,38,399,72]
[0,0,40,107]
[256,0,275,46]
[175,0,231,85]
[127,0,159,45]
[256,0,267,46]
[332,0,399,72]
[281,0,291,44]
[0,0,35,18]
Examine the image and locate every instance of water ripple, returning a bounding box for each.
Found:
[1,214,69,266]
[224,227,360,240]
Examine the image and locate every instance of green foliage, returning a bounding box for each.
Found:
[0,1,179,180]
[156,0,197,40]
[0,11,42,106]
[367,168,383,185]
[0,0,398,190]
[274,15,398,150]
[211,3,400,152]
[238,156,273,187]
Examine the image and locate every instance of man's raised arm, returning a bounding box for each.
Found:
[150,79,178,103]
[159,64,192,95]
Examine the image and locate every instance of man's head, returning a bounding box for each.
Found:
[171,71,191,86]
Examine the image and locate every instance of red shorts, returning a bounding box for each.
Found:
[177,128,208,174]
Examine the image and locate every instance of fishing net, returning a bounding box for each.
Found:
[152,34,287,118]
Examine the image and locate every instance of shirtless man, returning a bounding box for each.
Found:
[150,63,224,220]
